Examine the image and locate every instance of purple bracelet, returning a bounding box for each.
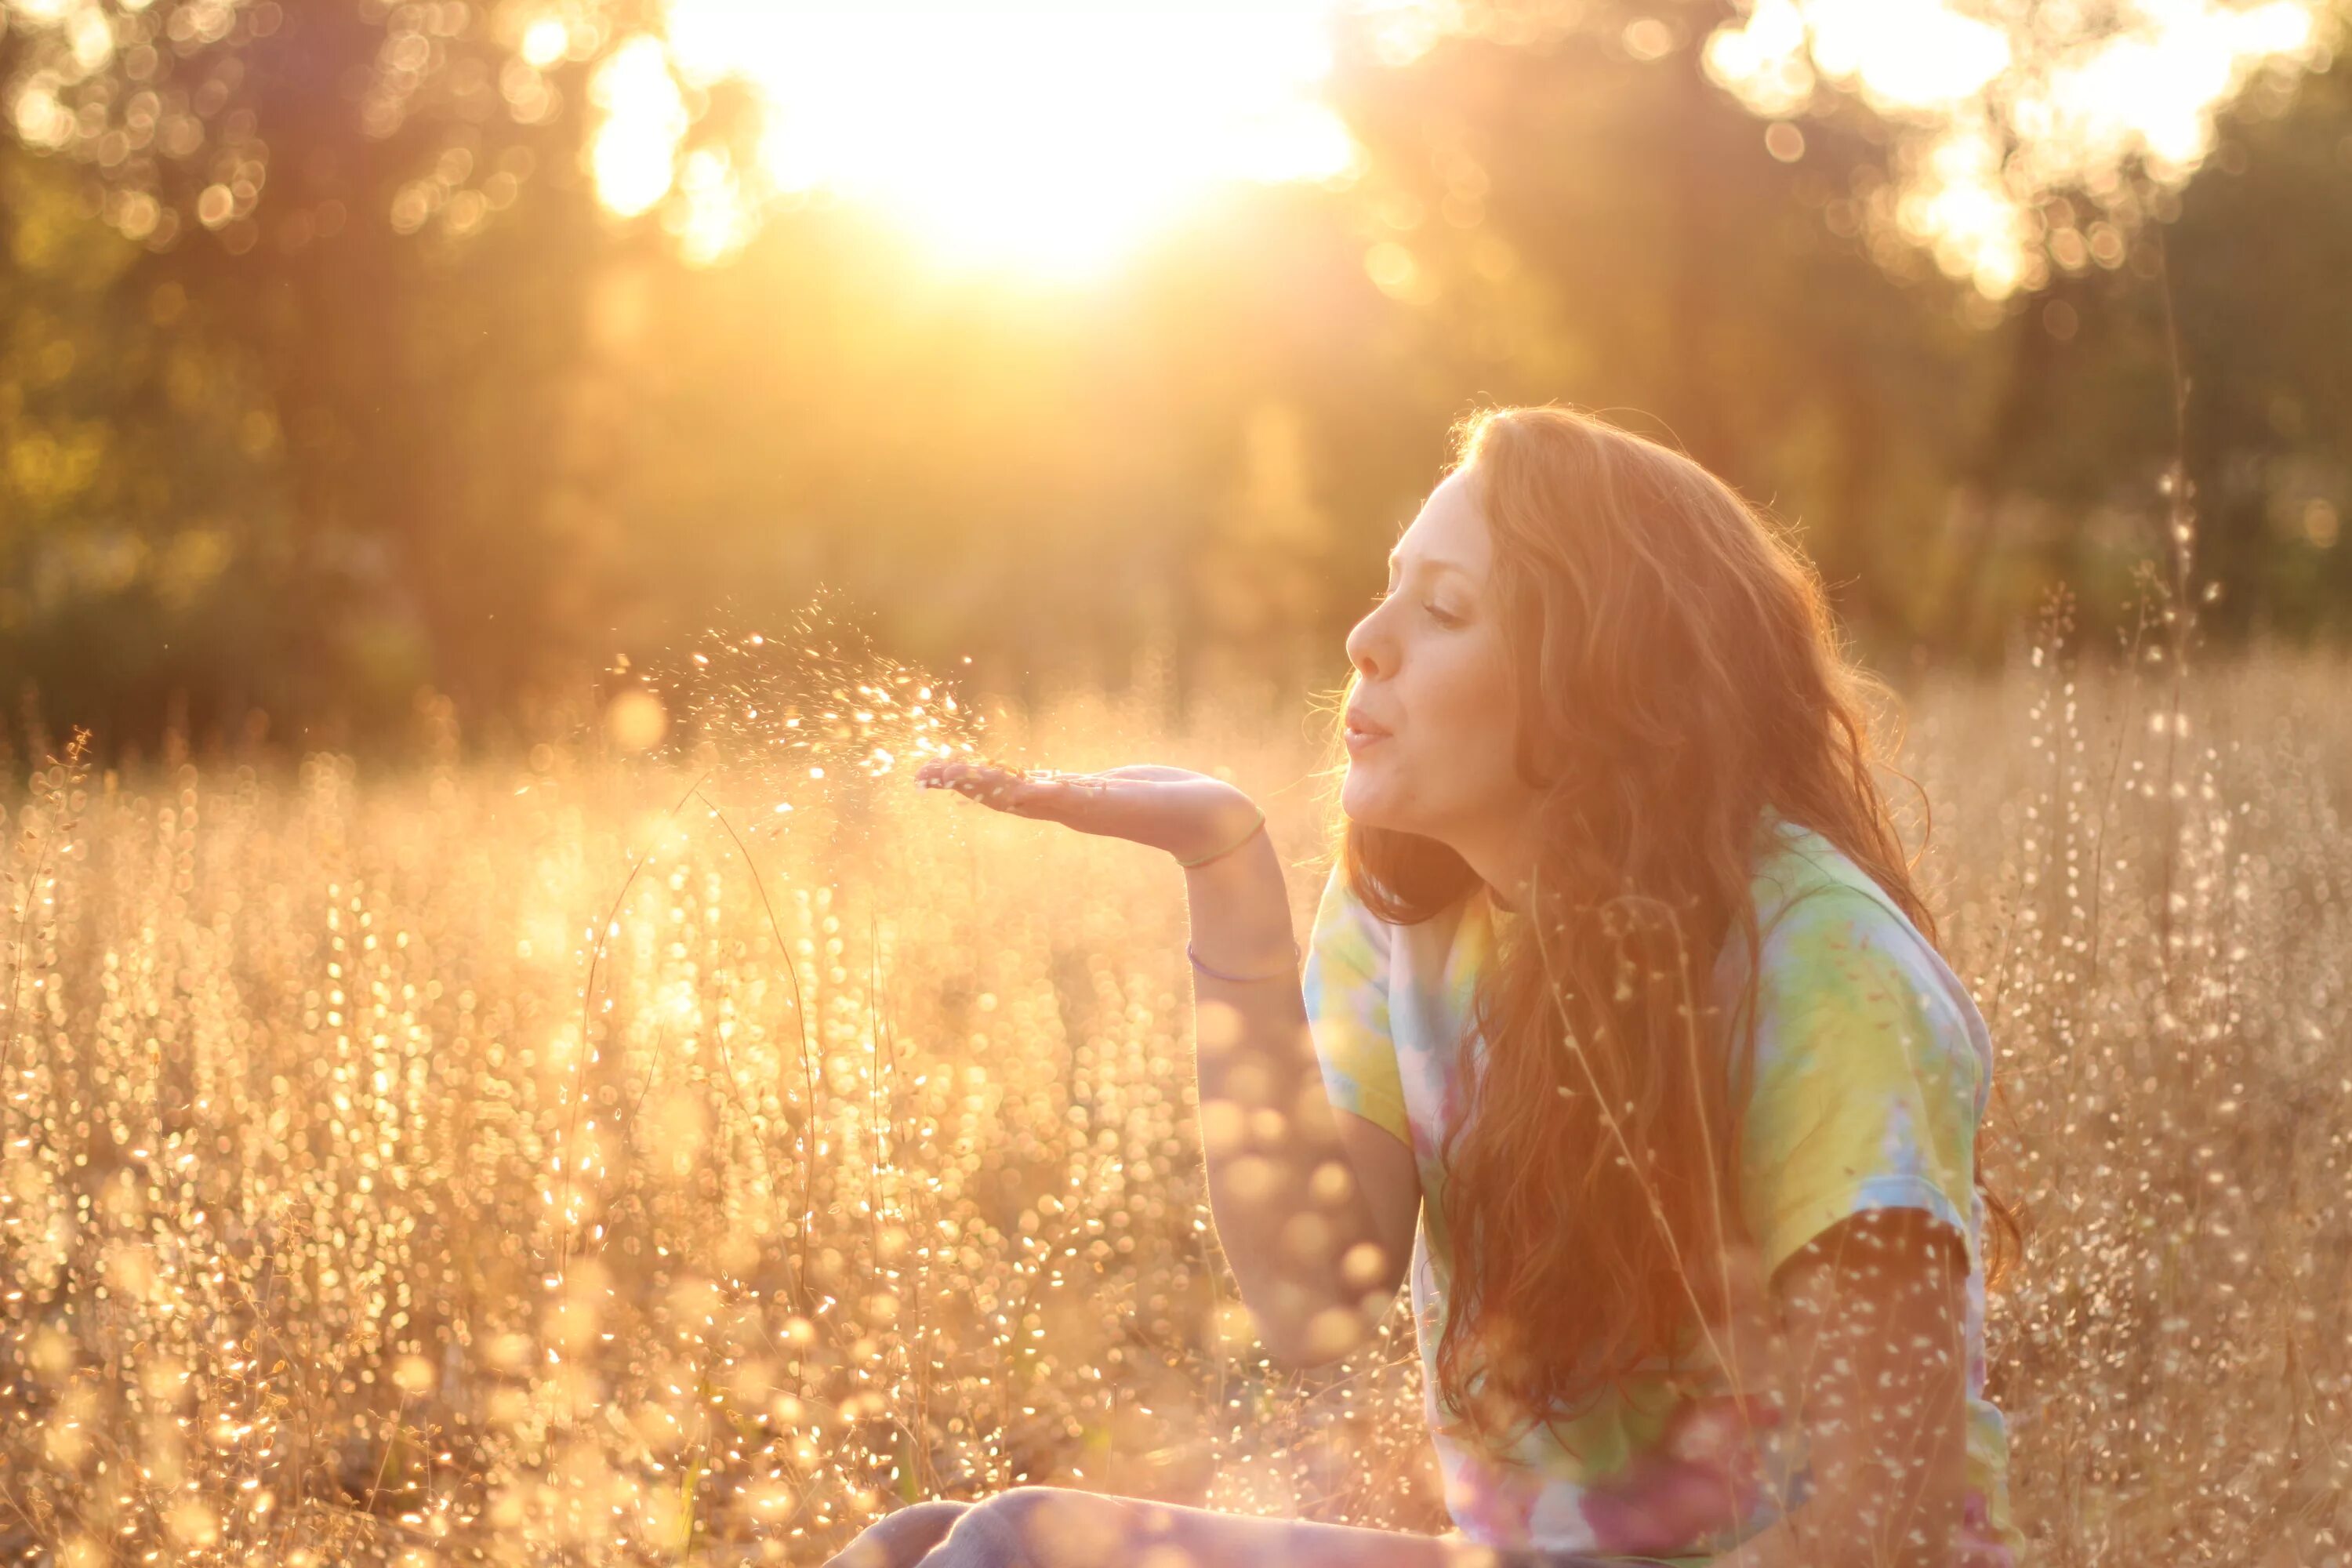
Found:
[1185,938,1301,984]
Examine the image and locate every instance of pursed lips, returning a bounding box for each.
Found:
[1344,707,1393,750]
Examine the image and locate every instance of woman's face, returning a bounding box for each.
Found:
[1341,466,1541,857]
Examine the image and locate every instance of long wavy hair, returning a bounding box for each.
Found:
[1338,403,2023,1452]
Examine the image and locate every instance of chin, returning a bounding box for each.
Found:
[1338,772,1411,835]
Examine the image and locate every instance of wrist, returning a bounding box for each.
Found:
[1174,805,1266,870]
[1187,938,1301,984]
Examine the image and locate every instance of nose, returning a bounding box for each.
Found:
[1345,601,1391,681]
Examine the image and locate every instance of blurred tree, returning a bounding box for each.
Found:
[1327,0,2349,658]
[1869,34,2352,648]
[0,135,285,750]
[0,0,755,748]
[2144,56,2352,638]
[1191,400,1342,701]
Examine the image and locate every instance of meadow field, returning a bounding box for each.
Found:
[5,632,2351,1568]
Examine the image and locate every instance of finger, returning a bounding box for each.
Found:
[916,759,1013,799]
[918,760,1090,823]
[996,772,1112,825]
[916,757,999,784]
[915,760,1144,840]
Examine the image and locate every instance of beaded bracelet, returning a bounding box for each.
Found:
[1186,938,1302,985]
[1174,809,1267,870]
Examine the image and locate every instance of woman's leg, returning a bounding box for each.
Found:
[902,1486,1602,1568]
[822,1498,976,1568]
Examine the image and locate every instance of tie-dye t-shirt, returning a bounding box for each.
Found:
[1301,812,2024,1565]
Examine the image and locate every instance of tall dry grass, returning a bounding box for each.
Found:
[3,630,2350,1566]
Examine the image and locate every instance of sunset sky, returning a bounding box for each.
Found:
[577,0,2331,292]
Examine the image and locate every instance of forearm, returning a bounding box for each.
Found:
[1184,836,1385,1366]
[1739,1210,1970,1568]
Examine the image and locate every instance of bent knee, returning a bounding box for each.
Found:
[825,1498,975,1568]
[965,1486,1158,1563]
[897,1497,978,1525]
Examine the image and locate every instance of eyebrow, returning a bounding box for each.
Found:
[1386,546,1475,580]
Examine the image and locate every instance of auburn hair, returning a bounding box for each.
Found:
[1336,403,2022,1452]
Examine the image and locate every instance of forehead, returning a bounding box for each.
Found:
[1392,466,1489,574]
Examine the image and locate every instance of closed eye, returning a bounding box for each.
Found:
[1373,587,1462,627]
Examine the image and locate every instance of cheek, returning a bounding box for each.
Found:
[1413,639,1519,782]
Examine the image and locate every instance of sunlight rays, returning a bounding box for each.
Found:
[598,1,1360,275]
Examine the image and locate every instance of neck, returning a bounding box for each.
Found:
[1446,809,1539,916]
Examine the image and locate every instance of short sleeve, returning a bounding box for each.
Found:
[1301,862,1411,1149]
[1736,887,1987,1283]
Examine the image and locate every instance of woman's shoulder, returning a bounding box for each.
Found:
[1308,858,1392,964]
[1740,812,1993,1087]
[1748,812,1933,960]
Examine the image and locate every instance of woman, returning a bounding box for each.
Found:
[868,404,2026,1568]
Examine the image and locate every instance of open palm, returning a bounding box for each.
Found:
[913,758,1261,865]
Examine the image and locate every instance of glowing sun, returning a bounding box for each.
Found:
[591,1,1364,277]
